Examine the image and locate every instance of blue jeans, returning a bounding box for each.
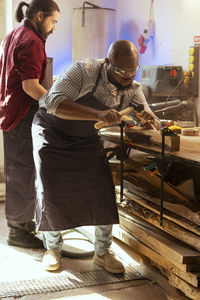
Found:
[42,225,113,256]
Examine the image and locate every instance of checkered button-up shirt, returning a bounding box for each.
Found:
[39,58,157,121]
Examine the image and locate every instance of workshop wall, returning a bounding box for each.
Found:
[46,0,117,75]
[44,0,200,79]
[116,0,174,80]
[115,0,200,80]
[170,0,200,70]
[9,0,200,76]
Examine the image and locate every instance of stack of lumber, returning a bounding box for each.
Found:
[111,156,200,299]
[102,125,200,298]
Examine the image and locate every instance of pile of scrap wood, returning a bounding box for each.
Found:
[111,155,200,300]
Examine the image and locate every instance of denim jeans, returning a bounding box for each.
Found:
[42,225,113,256]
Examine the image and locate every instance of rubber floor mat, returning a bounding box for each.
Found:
[0,266,142,298]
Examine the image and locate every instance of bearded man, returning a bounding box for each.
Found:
[0,0,59,248]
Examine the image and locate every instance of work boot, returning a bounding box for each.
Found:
[42,249,61,271]
[7,221,44,249]
[93,252,125,274]
[24,220,36,232]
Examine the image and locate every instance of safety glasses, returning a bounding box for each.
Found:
[110,61,140,77]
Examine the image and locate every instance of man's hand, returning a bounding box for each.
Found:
[96,109,121,125]
[136,111,155,129]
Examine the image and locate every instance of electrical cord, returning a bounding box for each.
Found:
[61,227,95,258]
[154,102,182,114]
[164,75,185,104]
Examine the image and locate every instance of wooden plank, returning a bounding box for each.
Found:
[100,127,200,164]
[125,126,180,151]
[152,261,200,289]
[134,264,190,300]
[101,126,180,151]
[115,184,200,236]
[113,226,200,286]
[180,134,200,156]
[124,159,193,206]
[118,204,200,249]
[117,197,200,252]
[170,273,200,300]
[118,212,200,264]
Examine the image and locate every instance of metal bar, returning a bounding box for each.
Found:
[82,2,102,27]
[120,122,125,203]
[160,130,165,226]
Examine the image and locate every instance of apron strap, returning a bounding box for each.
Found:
[115,94,125,111]
[91,62,105,94]
[92,63,126,112]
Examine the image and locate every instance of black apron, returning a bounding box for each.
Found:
[32,69,119,231]
[3,100,38,222]
[3,58,56,223]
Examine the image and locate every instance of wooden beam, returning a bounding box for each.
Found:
[118,212,200,265]
[124,160,193,206]
[170,273,200,300]
[125,126,180,152]
[117,199,200,252]
[115,184,200,236]
[152,261,200,289]
[113,226,200,286]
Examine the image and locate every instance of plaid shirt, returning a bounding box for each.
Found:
[39,58,157,121]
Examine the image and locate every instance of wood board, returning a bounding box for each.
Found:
[122,179,200,227]
[169,273,200,299]
[118,211,200,265]
[113,225,200,287]
[124,159,193,206]
[125,126,180,152]
[100,126,200,163]
[117,195,200,252]
[116,184,200,236]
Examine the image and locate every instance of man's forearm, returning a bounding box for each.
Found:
[22,78,47,100]
[55,99,99,120]
[55,98,121,125]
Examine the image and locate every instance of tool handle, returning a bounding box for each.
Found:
[94,107,133,129]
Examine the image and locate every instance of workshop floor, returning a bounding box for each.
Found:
[0,198,169,300]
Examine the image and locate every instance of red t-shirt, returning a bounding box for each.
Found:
[0,20,47,131]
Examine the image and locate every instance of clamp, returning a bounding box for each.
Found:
[145,127,176,226]
[103,121,131,203]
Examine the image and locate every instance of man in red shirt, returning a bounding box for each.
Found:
[0,0,59,248]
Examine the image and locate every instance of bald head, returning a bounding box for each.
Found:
[105,40,139,88]
[107,40,138,68]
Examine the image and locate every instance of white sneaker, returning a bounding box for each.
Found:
[42,249,61,271]
[93,252,125,274]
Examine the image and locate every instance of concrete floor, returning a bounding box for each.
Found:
[0,200,179,300]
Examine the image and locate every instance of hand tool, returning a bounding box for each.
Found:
[94,102,144,130]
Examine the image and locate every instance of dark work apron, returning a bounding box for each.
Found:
[32,68,119,231]
[3,100,38,222]
[3,58,54,223]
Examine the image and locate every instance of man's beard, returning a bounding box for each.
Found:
[36,21,52,39]
[108,74,133,90]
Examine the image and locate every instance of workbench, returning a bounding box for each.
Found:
[100,126,200,168]
[100,126,200,299]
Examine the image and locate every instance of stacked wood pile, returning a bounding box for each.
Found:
[110,155,200,300]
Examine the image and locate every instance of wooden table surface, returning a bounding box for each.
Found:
[99,127,200,167]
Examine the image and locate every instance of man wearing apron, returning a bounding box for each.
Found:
[0,0,60,248]
[32,40,160,272]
